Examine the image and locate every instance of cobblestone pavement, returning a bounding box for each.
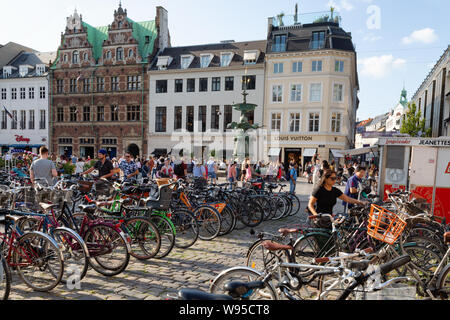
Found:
[9,179,347,300]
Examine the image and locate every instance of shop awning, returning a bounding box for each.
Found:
[330,149,344,158]
[268,148,281,157]
[303,149,317,157]
[341,146,378,156]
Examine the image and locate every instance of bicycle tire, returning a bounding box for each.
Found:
[218,206,236,236]
[210,267,278,300]
[84,224,130,277]
[436,263,450,300]
[194,205,222,241]
[171,209,199,249]
[281,194,293,218]
[14,231,64,292]
[239,199,264,228]
[123,217,161,260]
[0,255,11,300]
[287,193,301,216]
[271,196,287,220]
[150,214,176,259]
[246,239,288,272]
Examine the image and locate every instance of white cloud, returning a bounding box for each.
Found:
[358,55,406,78]
[326,0,354,11]
[402,28,438,45]
[363,34,383,42]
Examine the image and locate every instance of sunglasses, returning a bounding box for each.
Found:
[329,176,337,181]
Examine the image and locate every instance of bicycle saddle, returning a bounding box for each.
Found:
[224,281,265,299]
[178,289,233,300]
[444,232,450,245]
[78,204,96,214]
[262,240,293,251]
[39,203,58,211]
[278,228,299,236]
[347,260,370,271]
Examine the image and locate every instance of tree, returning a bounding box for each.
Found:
[400,102,431,137]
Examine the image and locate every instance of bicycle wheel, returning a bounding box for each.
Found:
[436,263,450,300]
[210,267,278,300]
[123,217,161,260]
[194,205,222,241]
[51,227,89,285]
[287,193,301,216]
[14,231,64,292]
[150,214,176,258]
[239,200,264,228]
[246,240,287,272]
[218,206,236,236]
[271,196,287,220]
[171,209,199,249]
[0,255,11,300]
[292,233,333,276]
[84,225,130,277]
[281,194,293,218]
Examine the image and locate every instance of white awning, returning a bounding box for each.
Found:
[156,56,172,67]
[341,146,378,156]
[303,149,317,157]
[268,148,281,157]
[331,149,344,158]
[244,51,258,61]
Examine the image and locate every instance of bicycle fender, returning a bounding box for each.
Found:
[22,231,65,262]
[246,239,265,258]
[54,227,90,258]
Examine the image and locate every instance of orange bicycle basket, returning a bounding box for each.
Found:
[367,204,406,245]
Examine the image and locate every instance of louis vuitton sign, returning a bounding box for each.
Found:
[272,135,313,142]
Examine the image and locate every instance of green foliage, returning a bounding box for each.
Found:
[210,149,216,157]
[62,163,76,175]
[400,103,431,137]
[83,160,96,171]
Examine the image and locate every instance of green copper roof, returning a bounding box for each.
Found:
[82,22,109,62]
[126,18,157,63]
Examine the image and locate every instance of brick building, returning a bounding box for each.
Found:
[49,4,169,159]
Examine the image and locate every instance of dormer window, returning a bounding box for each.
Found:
[200,54,213,68]
[311,31,326,49]
[156,56,173,70]
[3,67,12,78]
[272,35,287,52]
[220,52,233,67]
[180,55,194,69]
[72,50,79,64]
[19,65,30,77]
[243,50,260,65]
[36,64,45,76]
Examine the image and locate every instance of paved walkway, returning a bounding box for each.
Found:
[8,180,347,300]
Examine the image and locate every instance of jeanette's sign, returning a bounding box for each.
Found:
[379,138,450,147]
[272,136,313,142]
[15,135,30,143]
[419,139,450,146]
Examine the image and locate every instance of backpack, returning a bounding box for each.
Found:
[285,167,291,180]
[174,163,184,176]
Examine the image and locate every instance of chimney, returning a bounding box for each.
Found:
[267,17,273,37]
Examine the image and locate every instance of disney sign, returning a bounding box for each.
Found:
[15,135,30,144]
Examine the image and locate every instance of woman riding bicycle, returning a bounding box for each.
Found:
[308,169,366,229]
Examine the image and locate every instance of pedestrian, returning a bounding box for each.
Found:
[159,158,174,178]
[30,146,58,186]
[244,163,252,183]
[173,157,187,180]
[227,161,237,190]
[75,157,85,176]
[207,157,218,184]
[118,152,140,182]
[343,166,367,212]
[81,149,117,181]
[289,163,298,194]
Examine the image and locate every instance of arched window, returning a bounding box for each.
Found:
[116,47,124,61]
[128,49,133,58]
[84,53,88,61]
[106,51,112,60]
[72,51,79,64]
[63,54,68,62]
[118,21,123,29]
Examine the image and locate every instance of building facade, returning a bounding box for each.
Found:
[385,88,408,132]
[0,49,55,154]
[49,5,169,159]
[411,46,450,137]
[148,41,266,162]
[264,12,359,168]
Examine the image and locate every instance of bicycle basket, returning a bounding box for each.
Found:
[367,204,406,245]
[156,178,172,187]
[78,181,94,193]
[147,185,173,210]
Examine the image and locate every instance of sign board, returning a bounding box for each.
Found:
[272,136,313,142]
[378,137,450,147]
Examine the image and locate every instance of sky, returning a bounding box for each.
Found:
[1,0,448,121]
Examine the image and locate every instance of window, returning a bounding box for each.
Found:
[118,21,123,29]
[101,138,116,145]
[36,65,45,76]
[97,106,105,122]
[39,87,46,99]
[57,80,64,94]
[96,77,105,92]
[20,88,26,99]
[175,79,183,93]
[127,106,140,121]
[105,51,112,60]
[212,77,221,91]
[335,60,344,72]
[181,56,192,69]
[84,53,89,61]
[127,76,141,91]
[187,79,195,92]
[225,77,234,91]
[272,35,287,52]
[333,83,344,102]
[174,106,182,130]
[128,49,133,58]
[83,106,90,122]
[289,113,301,132]
[20,110,26,129]
[331,113,342,133]
[199,78,208,92]
[63,54,68,63]
[72,51,79,63]
[11,111,17,129]
[312,60,322,72]
[156,80,167,93]
[272,85,283,103]
[309,113,320,132]
[116,48,124,61]
[111,105,119,122]
[57,107,64,122]
[155,107,167,132]
[29,110,35,130]
[243,51,258,65]
[292,61,303,73]
[111,77,119,91]
[40,110,46,129]
[271,113,281,131]
[83,79,90,93]
[28,87,34,99]
[186,106,194,132]
[211,105,220,130]
[70,107,77,122]
[224,105,233,131]
[220,53,232,67]
[242,75,256,90]
[11,88,17,100]
[199,106,207,132]
[290,84,302,102]
[200,55,212,68]
[309,83,322,102]
[1,111,7,129]
[274,63,284,74]
[1,88,6,100]
[311,31,326,49]
[70,79,77,93]
[58,138,72,144]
